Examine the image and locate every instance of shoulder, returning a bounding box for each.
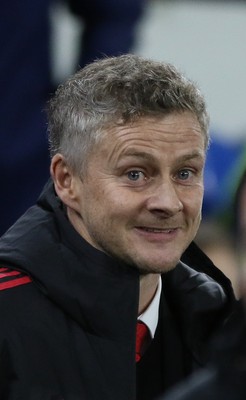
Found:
[0,266,36,324]
[0,267,37,346]
[0,265,48,327]
[0,266,57,343]
[0,266,32,292]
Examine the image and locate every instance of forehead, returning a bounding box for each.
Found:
[96,112,205,159]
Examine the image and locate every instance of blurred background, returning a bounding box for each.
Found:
[1,0,246,293]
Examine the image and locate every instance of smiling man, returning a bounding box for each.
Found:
[0,55,235,400]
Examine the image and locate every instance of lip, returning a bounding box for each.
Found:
[134,226,180,242]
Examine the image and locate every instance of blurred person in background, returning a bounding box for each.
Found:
[195,144,246,297]
[0,0,145,235]
[68,0,146,67]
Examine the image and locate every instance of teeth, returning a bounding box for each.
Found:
[144,228,171,233]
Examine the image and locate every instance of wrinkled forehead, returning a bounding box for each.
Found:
[104,113,205,146]
[87,113,206,169]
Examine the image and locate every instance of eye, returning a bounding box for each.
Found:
[177,169,192,180]
[127,170,146,182]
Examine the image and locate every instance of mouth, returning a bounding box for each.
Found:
[134,226,180,242]
[136,227,178,233]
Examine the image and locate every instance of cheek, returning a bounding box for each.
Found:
[183,188,203,217]
[88,187,130,220]
[104,186,136,207]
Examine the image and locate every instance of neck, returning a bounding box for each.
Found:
[138,273,160,315]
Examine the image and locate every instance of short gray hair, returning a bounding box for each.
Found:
[47,54,209,174]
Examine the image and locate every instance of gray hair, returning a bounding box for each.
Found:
[47,54,210,174]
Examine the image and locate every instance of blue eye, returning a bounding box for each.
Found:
[127,171,144,181]
[178,170,191,180]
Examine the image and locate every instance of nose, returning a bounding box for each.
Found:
[146,180,183,217]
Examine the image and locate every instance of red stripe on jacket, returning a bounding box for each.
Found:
[0,267,32,291]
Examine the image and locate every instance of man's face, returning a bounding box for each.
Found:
[69,112,206,274]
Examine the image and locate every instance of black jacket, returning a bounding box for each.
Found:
[159,302,246,400]
[0,180,235,400]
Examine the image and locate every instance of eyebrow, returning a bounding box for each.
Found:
[122,151,156,162]
[176,151,205,163]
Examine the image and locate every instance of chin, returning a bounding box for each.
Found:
[133,256,180,275]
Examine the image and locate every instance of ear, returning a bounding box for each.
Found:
[50,154,80,210]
